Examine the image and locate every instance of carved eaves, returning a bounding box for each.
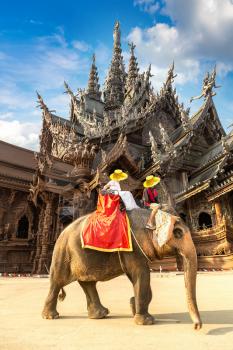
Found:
[99,134,139,174]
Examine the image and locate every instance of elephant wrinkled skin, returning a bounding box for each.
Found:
[42,208,202,329]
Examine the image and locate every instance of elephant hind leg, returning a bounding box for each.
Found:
[42,281,61,319]
[78,281,109,319]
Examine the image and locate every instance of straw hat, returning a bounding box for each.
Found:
[110,169,128,181]
[143,175,160,188]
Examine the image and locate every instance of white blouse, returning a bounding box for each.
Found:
[104,180,121,192]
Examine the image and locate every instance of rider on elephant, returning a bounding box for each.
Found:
[143,175,161,230]
[103,169,139,211]
[143,175,179,246]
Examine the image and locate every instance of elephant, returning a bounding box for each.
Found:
[42,208,202,329]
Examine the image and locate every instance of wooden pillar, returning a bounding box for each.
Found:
[37,193,54,274]
[32,207,44,274]
[214,200,222,225]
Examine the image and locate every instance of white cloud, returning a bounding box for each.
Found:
[29,19,43,25]
[72,40,90,52]
[129,0,233,89]
[0,112,13,120]
[0,28,92,126]
[0,119,41,150]
[0,86,35,110]
[134,0,160,14]
[128,24,200,89]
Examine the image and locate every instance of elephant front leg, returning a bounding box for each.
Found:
[128,269,154,325]
[78,281,109,319]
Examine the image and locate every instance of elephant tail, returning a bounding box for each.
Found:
[58,288,66,302]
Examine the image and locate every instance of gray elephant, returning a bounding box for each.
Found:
[42,208,202,329]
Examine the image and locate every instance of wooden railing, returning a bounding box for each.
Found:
[191,221,227,243]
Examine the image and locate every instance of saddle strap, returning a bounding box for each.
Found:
[118,228,153,274]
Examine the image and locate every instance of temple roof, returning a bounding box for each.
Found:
[174,133,233,203]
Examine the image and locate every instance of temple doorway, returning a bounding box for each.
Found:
[16,216,29,239]
[198,212,212,229]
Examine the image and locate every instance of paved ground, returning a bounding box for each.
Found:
[1,272,233,350]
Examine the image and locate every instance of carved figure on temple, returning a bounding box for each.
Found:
[165,61,177,88]
[190,66,221,102]
[42,207,202,329]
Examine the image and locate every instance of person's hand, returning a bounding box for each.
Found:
[100,189,108,195]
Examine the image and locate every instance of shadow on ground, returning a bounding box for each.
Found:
[60,310,233,327]
[155,310,233,325]
[207,327,233,335]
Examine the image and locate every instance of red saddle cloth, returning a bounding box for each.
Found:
[81,193,132,252]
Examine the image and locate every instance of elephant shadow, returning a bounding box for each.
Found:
[207,327,233,335]
[61,310,233,328]
[155,309,233,333]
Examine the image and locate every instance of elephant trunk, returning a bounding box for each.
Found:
[182,242,202,330]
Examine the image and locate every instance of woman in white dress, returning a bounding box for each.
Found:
[103,169,139,211]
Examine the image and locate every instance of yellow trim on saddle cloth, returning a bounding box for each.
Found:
[81,215,133,252]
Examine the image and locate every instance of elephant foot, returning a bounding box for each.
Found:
[134,313,154,325]
[130,297,136,316]
[88,305,109,319]
[42,308,59,319]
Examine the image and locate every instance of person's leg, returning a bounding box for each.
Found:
[146,203,160,230]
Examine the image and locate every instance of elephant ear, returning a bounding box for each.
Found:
[153,210,176,247]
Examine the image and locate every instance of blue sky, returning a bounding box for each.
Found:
[0,0,233,149]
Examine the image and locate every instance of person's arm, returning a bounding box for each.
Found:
[153,188,159,203]
[143,188,149,203]
[103,181,111,190]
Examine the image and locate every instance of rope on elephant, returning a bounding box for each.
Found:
[117,228,153,274]
[117,251,127,274]
[130,228,154,263]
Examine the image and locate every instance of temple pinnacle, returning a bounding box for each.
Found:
[104,21,126,110]
[86,53,101,101]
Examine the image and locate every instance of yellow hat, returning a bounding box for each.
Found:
[110,169,128,181]
[143,175,160,188]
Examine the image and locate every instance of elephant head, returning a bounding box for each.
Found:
[127,208,202,330]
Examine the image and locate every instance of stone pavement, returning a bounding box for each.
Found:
[1,272,233,350]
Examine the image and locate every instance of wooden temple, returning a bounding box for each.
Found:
[0,22,233,273]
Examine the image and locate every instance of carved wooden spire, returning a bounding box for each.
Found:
[36,92,53,166]
[125,42,139,91]
[159,122,174,154]
[86,54,101,101]
[164,61,177,90]
[179,103,192,131]
[104,21,126,110]
[149,131,161,163]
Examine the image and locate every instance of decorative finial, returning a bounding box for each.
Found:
[125,42,139,92]
[104,21,125,109]
[128,42,136,54]
[165,61,177,88]
[113,21,121,48]
[149,131,161,163]
[159,122,175,154]
[190,65,221,102]
[86,53,101,100]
